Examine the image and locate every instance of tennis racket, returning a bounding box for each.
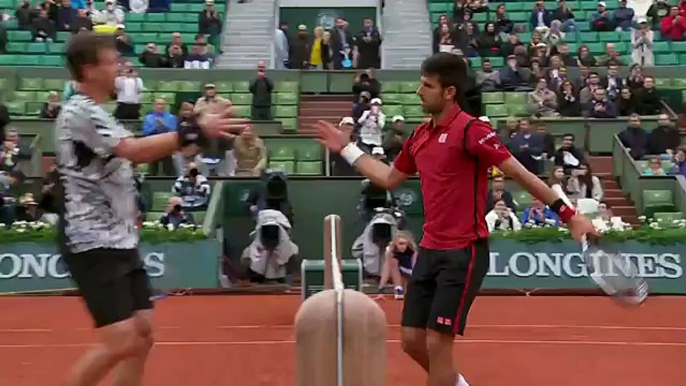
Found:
[552,185,649,306]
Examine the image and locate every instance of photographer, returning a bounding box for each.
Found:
[485,199,522,232]
[352,69,380,102]
[0,169,24,225]
[113,61,143,120]
[352,91,371,123]
[172,162,211,210]
[357,98,385,154]
[249,61,274,121]
[159,197,196,230]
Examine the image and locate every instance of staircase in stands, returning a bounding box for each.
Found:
[588,156,638,225]
[297,95,353,134]
[214,0,276,69]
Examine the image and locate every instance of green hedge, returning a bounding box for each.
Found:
[492,225,686,245]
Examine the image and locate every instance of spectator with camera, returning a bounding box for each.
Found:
[486,199,522,232]
[486,175,516,212]
[172,162,211,210]
[114,61,144,120]
[357,98,385,154]
[553,133,585,173]
[160,196,196,230]
[353,69,380,101]
[567,162,604,201]
[249,61,274,121]
[113,25,134,56]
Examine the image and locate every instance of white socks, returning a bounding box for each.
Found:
[456,374,470,386]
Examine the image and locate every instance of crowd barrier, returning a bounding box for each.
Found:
[0,239,683,294]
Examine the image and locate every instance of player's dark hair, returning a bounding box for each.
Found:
[420,52,482,116]
[66,32,116,82]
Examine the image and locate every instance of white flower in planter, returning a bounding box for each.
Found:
[15,228,25,233]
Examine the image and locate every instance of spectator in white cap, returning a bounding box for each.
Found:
[97,0,125,26]
[631,18,653,66]
[357,97,386,153]
[383,115,406,161]
[590,1,614,32]
[339,116,357,142]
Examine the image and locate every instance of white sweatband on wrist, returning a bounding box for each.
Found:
[340,143,365,166]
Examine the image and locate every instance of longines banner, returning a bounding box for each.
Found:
[0,241,221,293]
[0,240,684,294]
[483,240,685,294]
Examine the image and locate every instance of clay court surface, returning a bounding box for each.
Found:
[0,295,685,386]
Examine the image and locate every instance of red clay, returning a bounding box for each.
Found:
[0,295,684,386]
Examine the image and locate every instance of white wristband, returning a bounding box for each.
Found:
[340,143,365,166]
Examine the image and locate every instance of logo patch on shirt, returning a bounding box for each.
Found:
[438,133,448,143]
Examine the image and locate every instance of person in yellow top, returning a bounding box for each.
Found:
[309,26,324,69]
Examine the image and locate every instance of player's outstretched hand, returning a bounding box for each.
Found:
[200,107,248,139]
[313,120,352,153]
[568,214,600,242]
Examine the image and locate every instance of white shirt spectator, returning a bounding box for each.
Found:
[96,0,125,26]
[275,29,289,70]
[114,75,144,104]
[172,171,211,208]
[184,57,212,69]
[485,208,522,232]
[128,0,148,13]
[358,99,386,147]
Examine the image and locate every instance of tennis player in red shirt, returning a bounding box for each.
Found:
[315,53,597,386]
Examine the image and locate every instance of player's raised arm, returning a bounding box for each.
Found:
[112,109,246,164]
[464,118,598,241]
[314,120,409,190]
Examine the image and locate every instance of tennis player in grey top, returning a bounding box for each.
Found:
[58,32,243,386]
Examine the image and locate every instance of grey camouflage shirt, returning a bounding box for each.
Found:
[55,94,139,253]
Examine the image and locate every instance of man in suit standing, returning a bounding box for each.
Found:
[330,17,354,70]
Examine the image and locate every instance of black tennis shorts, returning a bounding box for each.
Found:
[401,239,490,336]
[62,248,153,328]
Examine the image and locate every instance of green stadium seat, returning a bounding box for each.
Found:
[643,190,674,218]
[509,12,527,23]
[275,81,299,93]
[383,105,403,117]
[295,161,322,175]
[518,32,532,44]
[653,212,683,226]
[4,101,25,116]
[134,44,147,54]
[598,31,620,42]
[47,42,65,54]
[20,78,43,90]
[403,105,424,118]
[654,78,671,88]
[178,23,198,34]
[504,92,527,105]
[231,93,252,105]
[16,55,40,66]
[188,3,204,12]
[469,57,481,68]
[297,143,322,161]
[165,13,185,23]
[504,2,525,11]
[512,191,533,208]
[268,141,296,161]
[0,55,16,65]
[210,81,232,92]
[269,160,295,174]
[39,55,64,66]
[156,81,179,92]
[381,93,402,105]
[428,2,449,12]
[143,23,164,32]
[0,78,6,89]
[25,42,47,54]
[508,104,529,117]
[280,118,298,133]
[381,82,401,94]
[656,54,678,66]
[233,105,251,118]
[653,41,671,54]
[13,91,35,102]
[233,81,250,93]
[0,0,13,7]
[489,57,504,67]
[399,94,421,105]
[56,31,71,42]
[673,78,686,88]
[5,42,25,53]
[586,42,604,54]
[170,3,190,12]
[136,163,150,175]
[275,92,298,105]
[146,13,166,22]
[671,41,686,53]
[482,92,505,104]
[274,105,297,118]
[399,82,420,93]
[579,32,598,42]
[127,22,143,32]
[7,30,32,41]
[485,104,508,117]
[152,192,174,211]
[127,13,146,22]
[35,91,53,101]
[25,102,43,116]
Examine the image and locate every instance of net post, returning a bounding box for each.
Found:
[323,214,342,290]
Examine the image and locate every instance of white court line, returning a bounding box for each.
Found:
[1,339,686,349]
[1,324,683,334]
